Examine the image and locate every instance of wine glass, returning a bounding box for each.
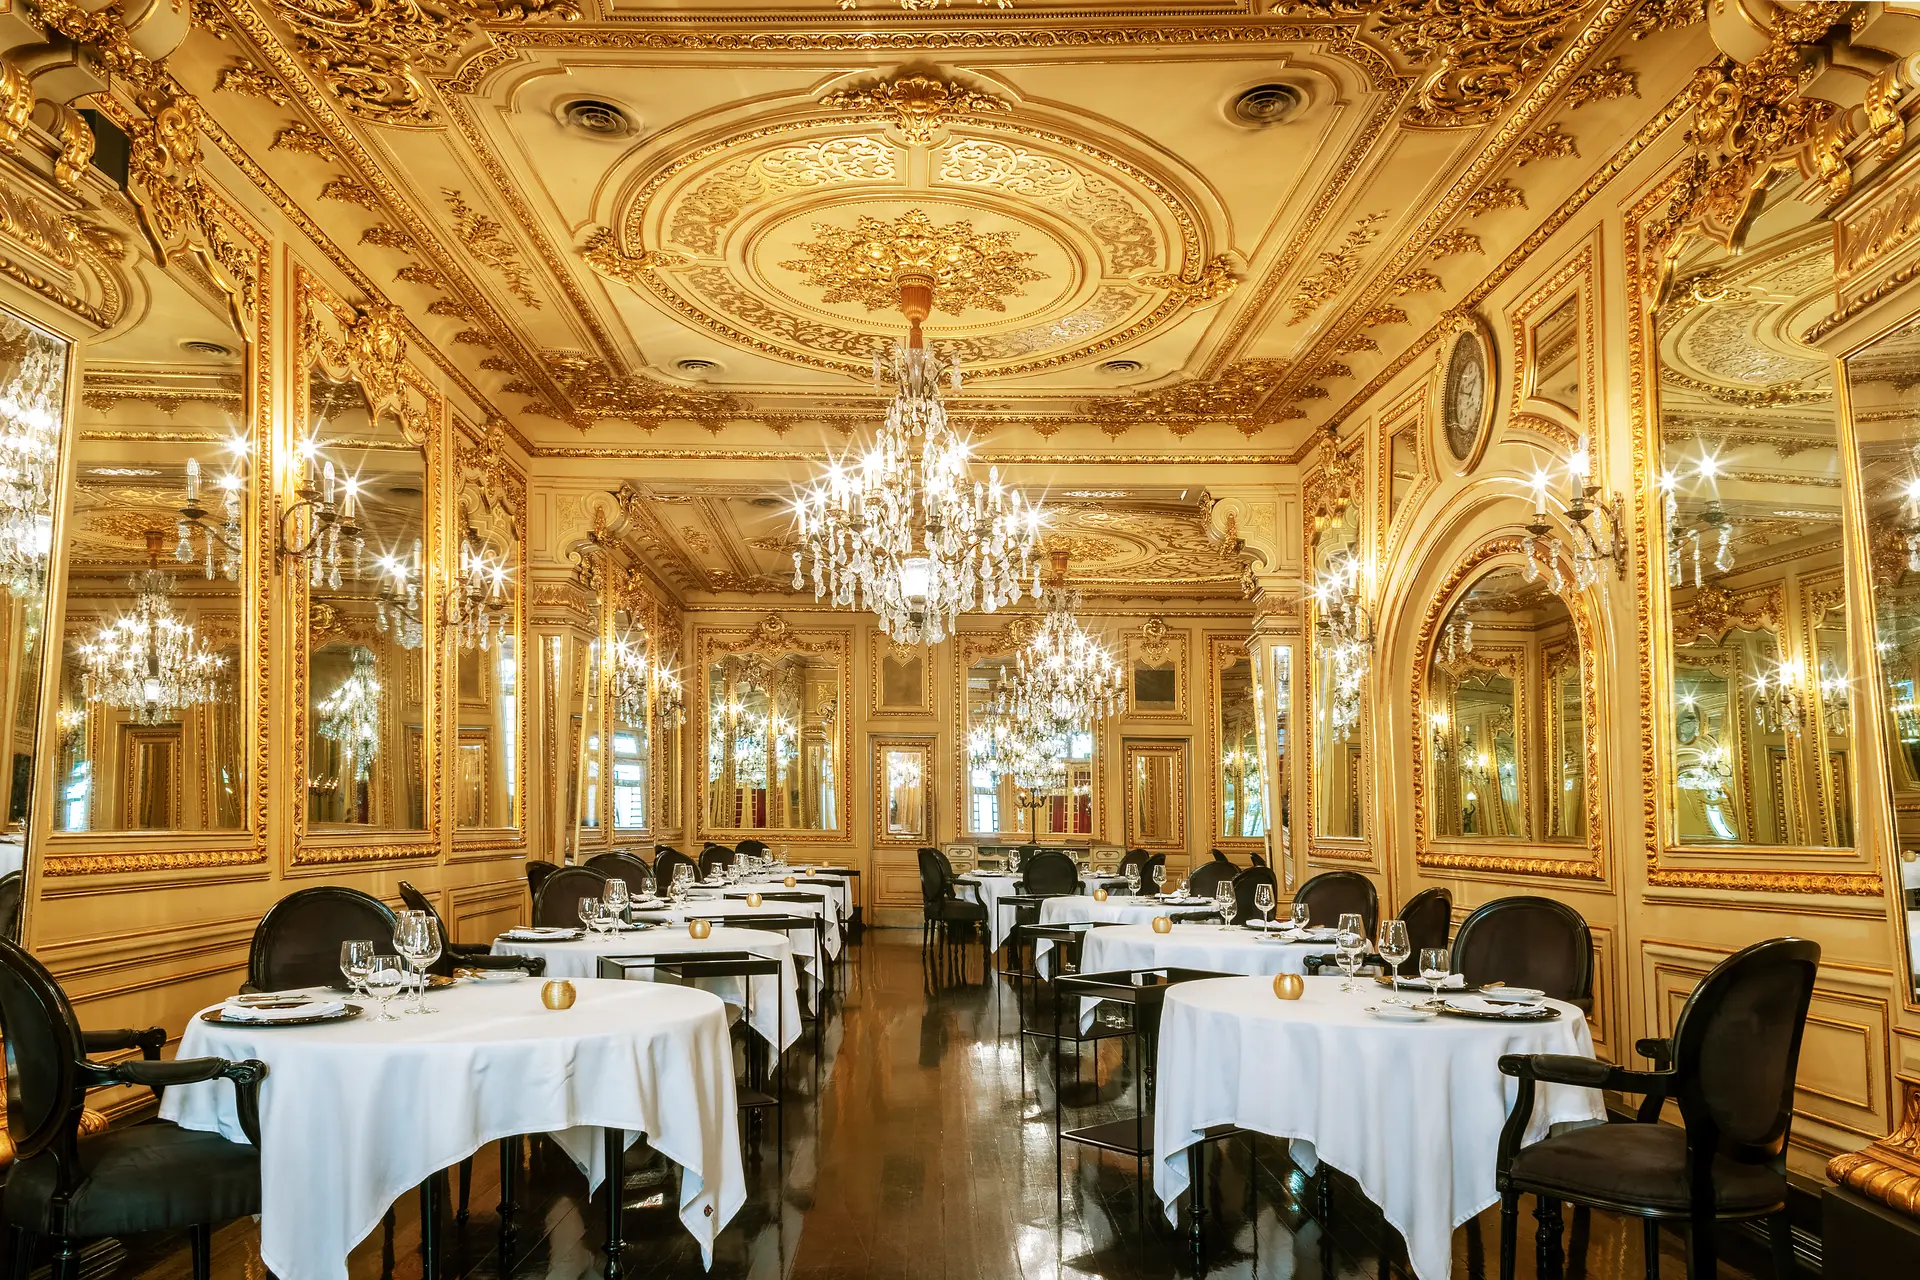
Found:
[1290,900,1311,933]
[1151,864,1167,896]
[578,895,602,934]
[365,955,405,1021]
[339,940,374,998]
[392,915,427,1014]
[1215,882,1237,931]
[1420,947,1452,995]
[1254,884,1276,930]
[1124,867,1141,896]
[672,864,695,903]
[1377,919,1412,1004]
[635,867,655,899]
[603,878,630,928]
[1334,926,1366,992]
[410,915,442,1013]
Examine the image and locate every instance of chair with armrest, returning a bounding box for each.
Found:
[245,885,397,994]
[1293,870,1379,934]
[1494,936,1819,1280]
[531,866,609,928]
[1117,847,1152,880]
[654,846,700,891]
[585,851,654,895]
[0,870,21,943]
[917,848,987,981]
[1451,895,1592,1012]
[699,844,736,877]
[0,937,267,1280]
[1397,886,1453,955]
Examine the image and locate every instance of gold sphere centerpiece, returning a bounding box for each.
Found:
[541,979,576,1010]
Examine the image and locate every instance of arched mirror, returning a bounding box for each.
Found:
[450,501,519,834]
[701,621,845,838]
[1653,191,1854,850]
[1310,501,1366,841]
[1422,562,1588,845]
[609,608,648,833]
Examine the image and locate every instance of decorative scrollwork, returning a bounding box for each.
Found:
[579,226,691,285]
[818,72,1008,146]
[1081,360,1288,439]
[779,208,1045,316]
[1135,255,1238,307]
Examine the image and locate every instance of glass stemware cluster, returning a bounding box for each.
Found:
[1213,881,1238,931]
[393,911,442,1014]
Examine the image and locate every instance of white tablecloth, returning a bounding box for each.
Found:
[668,890,842,961]
[494,925,802,1056]
[158,979,743,1280]
[726,872,851,923]
[1079,923,1340,979]
[957,872,1123,950]
[1153,976,1604,1280]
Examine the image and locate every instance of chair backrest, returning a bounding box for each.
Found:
[248,886,398,993]
[1231,866,1278,923]
[699,845,736,876]
[524,859,558,905]
[1672,937,1820,1162]
[1295,870,1379,933]
[0,870,22,943]
[1188,859,1237,899]
[735,838,769,859]
[1249,851,1266,868]
[1020,849,1078,896]
[917,846,958,909]
[395,881,450,954]
[1398,886,1453,954]
[532,865,609,928]
[653,846,699,888]
[0,937,88,1172]
[586,851,653,890]
[1141,852,1168,886]
[1449,895,1591,1005]
[1118,847,1151,877]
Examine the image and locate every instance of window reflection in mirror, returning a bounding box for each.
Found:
[1530,296,1581,415]
[0,312,68,863]
[1125,741,1185,849]
[1311,502,1365,839]
[304,370,428,830]
[610,612,647,831]
[1426,564,1585,843]
[1655,192,1853,850]
[706,652,839,831]
[1217,652,1265,839]
[882,744,927,841]
[579,636,600,833]
[964,654,1093,837]
[57,256,246,833]
[1841,309,1920,999]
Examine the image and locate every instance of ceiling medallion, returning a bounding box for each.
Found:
[780,209,1046,316]
[819,73,1009,146]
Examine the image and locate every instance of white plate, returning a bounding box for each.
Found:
[1365,1004,1437,1022]
[1480,987,1547,1004]
[458,968,526,983]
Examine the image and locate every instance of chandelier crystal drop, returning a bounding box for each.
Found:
[792,268,1043,646]
[0,328,62,599]
[1013,586,1126,725]
[444,525,512,652]
[317,645,382,779]
[373,539,424,650]
[77,535,227,726]
[175,444,249,582]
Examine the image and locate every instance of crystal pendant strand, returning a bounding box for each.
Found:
[77,533,227,726]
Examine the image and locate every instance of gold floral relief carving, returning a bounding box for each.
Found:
[819,73,1008,146]
[1511,125,1579,166]
[579,226,690,286]
[1136,255,1238,308]
[303,295,431,445]
[1566,57,1638,109]
[1464,180,1528,217]
[1828,1082,1920,1218]
[1081,360,1288,439]
[522,354,746,433]
[443,189,539,309]
[937,139,1158,273]
[1669,583,1783,644]
[779,208,1045,315]
[1287,212,1387,326]
[668,138,897,256]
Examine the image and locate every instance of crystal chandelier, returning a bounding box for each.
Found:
[444,524,511,651]
[967,663,1067,796]
[317,645,382,779]
[610,626,648,724]
[1752,658,1806,736]
[373,539,423,650]
[792,265,1043,646]
[1013,586,1126,725]
[0,328,62,598]
[654,659,684,725]
[1312,555,1373,743]
[175,443,249,581]
[77,533,228,726]
[1523,436,1624,593]
[278,436,364,587]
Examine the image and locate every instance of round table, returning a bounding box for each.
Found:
[1152,975,1603,1280]
[673,888,843,960]
[1079,922,1341,979]
[494,924,802,1056]
[958,872,1127,950]
[158,978,743,1280]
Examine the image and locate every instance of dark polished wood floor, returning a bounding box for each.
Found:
[97,931,1765,1280]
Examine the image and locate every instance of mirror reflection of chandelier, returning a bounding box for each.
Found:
[1313,555,1373,742]
[0,332,62,598]
[1437,614,1474,665]
[373,539,423,650]
[967,664,1067,797]
[1015,585,1126,724]
[317,645,382,780]
[791,228,1044,646]
[610,627,648,724]
[77,533,227,726]
[1752,658,1806,736]
[176,445,248,581]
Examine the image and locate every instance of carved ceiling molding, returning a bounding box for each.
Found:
[1080,360,1289,439]
[523,354,751,433]
[817,71,1009,146]
[779,207,1046,316]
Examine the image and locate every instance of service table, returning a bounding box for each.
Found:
[958,871,1126,950]
[493,925,802,1056]
[1152,975,1604,1280]
[158,977,744,1280]
[650,890,842,962]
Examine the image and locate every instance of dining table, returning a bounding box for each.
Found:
[725,870,853,924]
[493,923,803,1057]
[957,870,1129,951]
[1069,922,1341,1028]
[675,886,843,960]
[1152,975,1605,1280]
[158,977,744,1280]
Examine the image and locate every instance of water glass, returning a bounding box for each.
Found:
[365,955,405,1021]
[578,895,601,932]
[1124,868,1141,895]
[1290,901,1311,932]
[1334,928,1365,992]
[1420,947,1451,993]
[1254,884,1276,928]
[409,915,442,1013]
[672,864,695,902]
[603,878,630,927]
[1377,919,1412,1003]
[339,940,374,996]
[1151,864,1167,896]
[1215,882,1237,930]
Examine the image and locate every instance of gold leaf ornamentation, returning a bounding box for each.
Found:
[1287,212,1386,325]
[1334,333,1379,354]
[779,208,1045,316]
[818,72,1008,146]
[51,106,93,194]
[1463,179,1527,217]
[1136,254,1238,307]
[1393,269,1443,295]
[216,57,292,106]
[317,177,379,209]
[538,354,747,432]
[1361,303,1409,328]
[1082,360,1288,438]
[1566,56,1638,109]
[394,265,441,286]
[938,139,1158,273]
[1511,124,1579,166]
[1428,229,1482,258]
[271,124,337,161]
[359,224,413,250]
[580,225,691,285]
[443,188,540,309]
[1626,0,1704,40]
[669,138,895,256]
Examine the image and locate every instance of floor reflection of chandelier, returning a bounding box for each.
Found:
[317,646,382,779]
[77,534,227,726]
[791,237,1043,646]
[0,329,62,598]
[1014,586,1126,724]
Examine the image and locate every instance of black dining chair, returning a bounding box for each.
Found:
[735,838,769,860]
[699,844,736,877]
[1294,870,1379,934]
[654,846,700,891]
[1117,847,1152,880]
[245,886,397,993]
[0,937,267,1280]
[918,847,987,981]
[1397,886,1453,954]
[1231,865,1279,926]
[1187,853,1237,900]
[524,859,558,909]
[585,850,654,893]
[396,882,543,977]
[532,865,609,928]
[0,870,22,943]
[1495,937,1820,1280]
[1019,849,1078,898]
[1451,895,1592,1012]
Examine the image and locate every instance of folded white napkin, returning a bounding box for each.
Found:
[501,927,581,941]
[1446,994,1546,1017]
[1400,973,1467,990]
[220,998,346,1023]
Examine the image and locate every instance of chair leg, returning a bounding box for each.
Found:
[1643,1218,1661,1280]
[5,1227,31,1280]
[1685,1208,1716,1280]
[1535,1196,1564,1280]
[1767,1210,1796,1280]
[456,1155,472,1224]
[49,1237,77,1280]
[189,1223,212,1280]
[1498,1191,1519,1280]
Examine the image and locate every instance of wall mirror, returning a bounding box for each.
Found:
[302,367,430,831]
[1840,310,1920,999]
[1255,641,1293,880]
[1422,562,1589,844]
[872,635,930,715]
[609,608,648,833]
[0,311,70,879]
[1310,501,1366,840]
[1212,639,1265,844]
[1124,739,1186,850]
[575,632,600,846]
[701,620,845,838]
[1653,201,1854,851]
[1527,295,1582,417]
[962,647,1094,838]
[1126,619,1184,717]
[1386,423,1420,527]
[875,739,930,844]
[451,498,520,834]
[657,641,683,834]
[56,252,251,836]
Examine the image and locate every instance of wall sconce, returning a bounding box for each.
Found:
[278,438,363,587]
[1817,663,1850,737]
[1752,658,1806,737]
[1312,554,1373,743]
[373,540,423,650]
[176,439,249,581]
[609,626,648,723]
[1428,708,1451,763]
[654,660,684,725]
[444,524,511,652]
[1660,452,1737,588]
[1524,436,1624,592]
[1437,615,1474,664]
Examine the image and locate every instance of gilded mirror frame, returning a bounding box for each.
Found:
[1206,633,1265,853]
[1374,383,1432,570]
[1625,167,1881,895]
[872,736,933,847]
[1409,536,1604,879]
[869,629,933,717]
[1302,494,1371,863]
[1123,617,1188,721]
[1507,233,1602,454]
[447,418,528,857]
[1122,738,1187,853]
[289,267,443,867]
[696,614,849,845]
[43,183,272,877]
